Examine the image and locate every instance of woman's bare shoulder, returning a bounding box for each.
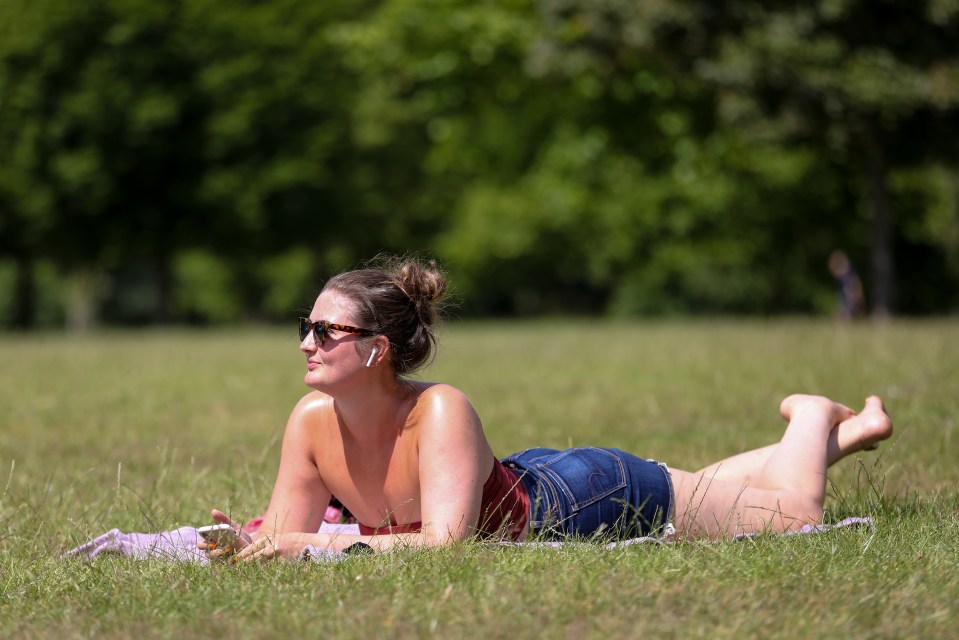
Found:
[286,391,335,434]
[291,389,334,413]
[408,382,483,437]
[412,383,492,470]
[411,382,473,409]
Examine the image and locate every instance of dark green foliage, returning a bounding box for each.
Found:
[1,0,958,326]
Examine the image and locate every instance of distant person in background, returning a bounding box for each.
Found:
[828,250,865,320]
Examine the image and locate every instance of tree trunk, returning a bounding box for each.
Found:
[865,134,895,319]
[67,269,100,333]
[12,254,36,330]
[156,255,173,324]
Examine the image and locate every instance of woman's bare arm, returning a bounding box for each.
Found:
[415,384,493,543]
[255,392,333,536]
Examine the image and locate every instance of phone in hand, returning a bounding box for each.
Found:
[197,523,241,551]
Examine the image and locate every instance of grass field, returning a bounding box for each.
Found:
[1,319,957,638]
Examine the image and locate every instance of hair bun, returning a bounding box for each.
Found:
[396,259,446,326]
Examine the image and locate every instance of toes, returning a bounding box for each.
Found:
[864,395,885,412]
[859,396,894,442]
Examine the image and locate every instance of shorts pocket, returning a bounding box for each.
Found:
[534,448,627,513]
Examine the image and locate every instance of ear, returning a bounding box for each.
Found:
[367,335,390,367]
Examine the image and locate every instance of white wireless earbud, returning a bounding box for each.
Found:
[366,347,379,368]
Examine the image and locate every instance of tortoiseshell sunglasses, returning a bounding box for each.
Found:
[298,317,379,345]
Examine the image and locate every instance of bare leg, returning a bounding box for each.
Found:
[670,395,892,539]
[697,396,893,485]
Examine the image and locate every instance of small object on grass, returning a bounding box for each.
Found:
[343,542,374,556]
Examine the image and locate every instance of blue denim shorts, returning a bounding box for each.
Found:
[501,447,675,540]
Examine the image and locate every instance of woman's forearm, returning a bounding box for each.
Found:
[239,527,459,560]
[304,529,458,553]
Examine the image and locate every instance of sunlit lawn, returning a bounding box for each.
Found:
[1,319,957,638]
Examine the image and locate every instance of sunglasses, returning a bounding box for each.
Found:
[298,317,378,345]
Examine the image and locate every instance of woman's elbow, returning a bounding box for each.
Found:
[419,525,471,548]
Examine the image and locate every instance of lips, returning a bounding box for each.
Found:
[307,361,322,370]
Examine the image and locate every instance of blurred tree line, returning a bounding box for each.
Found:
[1,0,958,329]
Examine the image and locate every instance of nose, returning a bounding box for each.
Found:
[299,331,318,352]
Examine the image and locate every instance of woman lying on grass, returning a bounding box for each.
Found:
[202,257,893,561]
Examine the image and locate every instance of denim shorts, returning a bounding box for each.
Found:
[501,447,675,540]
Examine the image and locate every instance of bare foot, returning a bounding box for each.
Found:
[779,394,856,426]
[836,395,894,452]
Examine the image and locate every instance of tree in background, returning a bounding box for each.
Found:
[349,0,864,315]
[0,0,371,327]
[180,0,365,319]
[531,0,959,316]
[2,0,958,326]
[704,0,959,316]
[0,0,210,328]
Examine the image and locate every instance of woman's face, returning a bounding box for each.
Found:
[300,289,377,392]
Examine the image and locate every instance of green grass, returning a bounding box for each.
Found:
[1,319,958,638]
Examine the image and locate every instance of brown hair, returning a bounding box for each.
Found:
[322,257,446,376]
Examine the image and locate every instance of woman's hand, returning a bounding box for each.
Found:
[234,532,314,562]
[198,509,253,560]
[235,532,315,561]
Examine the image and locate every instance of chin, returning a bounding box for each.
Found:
[304,370,338,394]
[304,370,324,389]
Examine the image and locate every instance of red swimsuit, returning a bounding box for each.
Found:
[357,460,530,540]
